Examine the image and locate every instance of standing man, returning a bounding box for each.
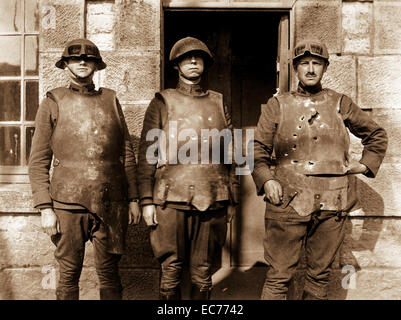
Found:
[252,40,387,300]
[138,37,239,300]
[28,39,141,300]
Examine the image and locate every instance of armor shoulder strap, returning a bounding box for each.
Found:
[207,90,227,127]
[99,87,117,100]
[99,88,124,135]
[46,87,70,102]
[156,90,174,129]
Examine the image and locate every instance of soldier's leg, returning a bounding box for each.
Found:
[303,211,347,300]
[150,206,186,300]
[189,207,227,300]
[262,217,307,300]
[51,209,89,300]
[91,214,123,300]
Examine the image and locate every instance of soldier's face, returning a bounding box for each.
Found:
[295,56,327,87]
[175,53,205,81]
[65,57,97,79]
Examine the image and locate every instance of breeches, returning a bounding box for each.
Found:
[51,209,122,297]
[150,205,227,292]
[262,203,346,300]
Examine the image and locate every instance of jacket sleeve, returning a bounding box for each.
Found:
[137,96,165,206]
[115,98,139,200]
[28,97,58,208]
[341,95,388,178]
[222,104,240,205]
[251,97,280,195]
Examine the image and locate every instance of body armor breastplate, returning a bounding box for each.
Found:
[153,89,230,211]
[274,89,350,216]
[49,87,128,217]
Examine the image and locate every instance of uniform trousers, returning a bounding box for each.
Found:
[150,205,227,293]
[262,202,346,300]
[51,208,123,300]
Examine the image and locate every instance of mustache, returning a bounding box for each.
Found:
[305,72,316,76]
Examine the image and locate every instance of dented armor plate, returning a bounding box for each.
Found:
[49,87,128,220]
[274,89,350,216]
[153,89,230,211]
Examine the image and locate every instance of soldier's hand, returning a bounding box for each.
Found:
[128,201,141,225]
[346,160,368,175]
[40,208,60,236]
[143,205,158,227]
[263,179,283,205]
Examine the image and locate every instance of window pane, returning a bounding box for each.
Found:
[26,80,38,121]
[0,36,21,76]
[25,36,38,75]
[0,0,22,33]
[0,127,21,166]
[26,126,35,163]
[0,81,21,121]
[25,0,39,32]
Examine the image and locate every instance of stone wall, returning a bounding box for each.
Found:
[1,0,401,299]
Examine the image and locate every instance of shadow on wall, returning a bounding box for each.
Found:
[212,176,384,300]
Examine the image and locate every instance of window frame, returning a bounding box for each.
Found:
[0,0,39,183]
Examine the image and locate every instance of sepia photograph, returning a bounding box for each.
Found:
[0,0,398,312]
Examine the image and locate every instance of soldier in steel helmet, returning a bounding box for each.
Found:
[251,40,388,300]
[138,37,239,300]
[28,38,141,300]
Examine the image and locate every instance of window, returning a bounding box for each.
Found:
[0,0,39,182]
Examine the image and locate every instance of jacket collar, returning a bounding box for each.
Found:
[69,82,97,95]
[176,79,207,96]
[297,82,323,96]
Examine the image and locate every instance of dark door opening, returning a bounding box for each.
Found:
[163,10,285,128]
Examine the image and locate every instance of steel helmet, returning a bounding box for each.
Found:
[169,37,214,67]
[55,38,107,70]
[293,40,329,65]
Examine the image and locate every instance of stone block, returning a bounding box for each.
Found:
[0,184,35,213]
[86,1,115,51]
[0,214,95,268]
[102,52,160,102]
[322,54,356,101]
[0,267,56,300]
[120,222,158,268]
[374,2,401,54]
[342,1,372,54]
[39,0,84,50]
[120,268,160,300]
[122,104,148,140]
[294,1,342,53]
[39,52,69,101]
[115,0,160,50]
[358,56,401,109]
[367,108,401,163]
[87,33,114,51]
[354,163,401,217]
